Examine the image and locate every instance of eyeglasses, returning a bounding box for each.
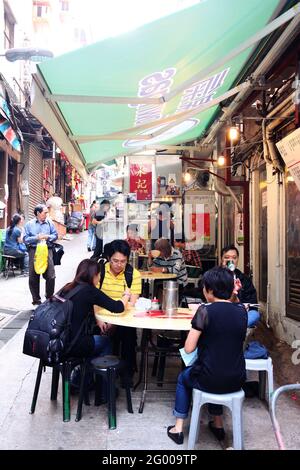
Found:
[110,258,127,265]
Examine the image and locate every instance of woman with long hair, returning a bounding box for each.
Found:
[4,213,29,274]
[61,258,131,397]
[61,258,130,359]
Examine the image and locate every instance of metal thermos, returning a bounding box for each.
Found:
[162,280,178,316]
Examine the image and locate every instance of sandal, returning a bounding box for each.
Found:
[208,421,225,441]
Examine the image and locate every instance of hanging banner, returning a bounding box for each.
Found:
[276,128,300,191]
[129,163,152,200]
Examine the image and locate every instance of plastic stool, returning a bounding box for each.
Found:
[30,358,88,422]
[76,355,133,429]
[245,357,274,405]
[2,255,17,279]
[188,389,245,450]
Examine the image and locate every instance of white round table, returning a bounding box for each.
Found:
[95,306,193,413]
[95,306,192,331]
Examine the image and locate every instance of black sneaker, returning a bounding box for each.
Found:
[32,300,42,306]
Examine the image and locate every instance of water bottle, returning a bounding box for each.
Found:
[227,260,238,299]
[227,260,235,272]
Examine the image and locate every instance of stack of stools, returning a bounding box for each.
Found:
[76,355,133,429]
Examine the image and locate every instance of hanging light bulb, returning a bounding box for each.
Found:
[217,155,225,166]
[184,171,192,183]
[228,126,240,141]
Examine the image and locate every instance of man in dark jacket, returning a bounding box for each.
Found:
[221,244,260,327]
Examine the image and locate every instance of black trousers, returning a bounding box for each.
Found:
[112,326,137,376]
[91,236,103,259]
[28,247,55,303]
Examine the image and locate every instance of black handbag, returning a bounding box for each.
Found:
[52,243,64,265]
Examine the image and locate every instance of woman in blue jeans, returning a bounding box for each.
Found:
[167,267,247,445]
[4,213,29,274]
[60,259,131,392]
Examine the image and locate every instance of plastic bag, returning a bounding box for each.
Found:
[244,340,269,359]
[34,240,48,274]
[18,242,27,253]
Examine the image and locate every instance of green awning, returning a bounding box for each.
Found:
[30,0,290,177]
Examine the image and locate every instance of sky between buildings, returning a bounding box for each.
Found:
[72,0,200,47]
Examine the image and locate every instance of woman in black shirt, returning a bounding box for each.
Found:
[167,267,247,445]
[61,258,130,358]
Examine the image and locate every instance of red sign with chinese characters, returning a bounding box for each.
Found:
[191,213,210,240]
[129,163,152,200]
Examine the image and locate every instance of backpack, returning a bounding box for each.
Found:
[23,284,87,365]
[99,261,133,289]
[244,340,269,360]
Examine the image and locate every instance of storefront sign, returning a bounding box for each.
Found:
[190,213,210,240]
[276,128,300,190]
[184,191,216,249]
[129,163,152,200]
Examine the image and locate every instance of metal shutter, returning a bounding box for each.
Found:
[28,145,43,218]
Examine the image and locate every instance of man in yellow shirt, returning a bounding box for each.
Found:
[100,240,142,384]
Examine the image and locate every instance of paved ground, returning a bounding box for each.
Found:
[0,231,299,450]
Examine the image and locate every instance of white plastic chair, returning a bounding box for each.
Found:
[188,388,245,450]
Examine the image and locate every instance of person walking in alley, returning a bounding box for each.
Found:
[167,267,247,445]
[91,199,110,259]
[4,213,29,275]
[221,244,260,327]
[87,200,98,252]
[24,204,58,306]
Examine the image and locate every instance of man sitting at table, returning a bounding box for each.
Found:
[148,238,188,301]
[99,239,142,385]
[221,244,260,327]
